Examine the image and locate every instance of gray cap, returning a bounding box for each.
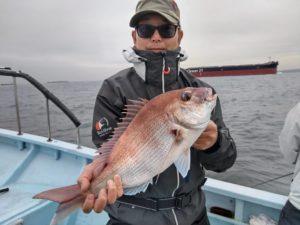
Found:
[129,0,180,27]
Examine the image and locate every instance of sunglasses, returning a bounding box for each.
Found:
[135,24,178,39]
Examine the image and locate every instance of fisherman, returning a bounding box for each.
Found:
[77,1,237,224]
[278,102,300,225]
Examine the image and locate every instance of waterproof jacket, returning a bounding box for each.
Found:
[92,48,237,225]
[279,102,300,210]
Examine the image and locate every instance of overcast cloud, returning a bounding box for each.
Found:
[1,0,299,82]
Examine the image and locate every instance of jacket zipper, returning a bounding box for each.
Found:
[171,170,180,225]
[161,56,166,93]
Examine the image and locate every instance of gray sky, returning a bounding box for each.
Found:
[1,0,299,82]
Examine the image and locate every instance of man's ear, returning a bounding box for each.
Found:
[132,30,137,45]
[178,29,183,44]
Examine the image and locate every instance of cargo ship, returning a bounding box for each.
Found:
[187,61,279,77]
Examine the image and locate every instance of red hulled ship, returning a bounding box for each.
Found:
[187,61,278,77]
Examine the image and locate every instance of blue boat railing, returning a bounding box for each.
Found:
[0,67,82,148]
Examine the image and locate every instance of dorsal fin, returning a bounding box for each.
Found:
[93,98,148,177]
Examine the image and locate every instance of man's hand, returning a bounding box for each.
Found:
[192,120,218,151]
[77,163,124,213]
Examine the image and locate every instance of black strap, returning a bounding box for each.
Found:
[117,193,193,211]
[117,178,207,211]
[116,183,206,212]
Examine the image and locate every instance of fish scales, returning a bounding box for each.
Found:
[119,122,175,186]
[92,114,175,192]
[33,87,217,225]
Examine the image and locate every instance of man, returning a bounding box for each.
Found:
[278,102,300,225]
[78,1,237,224]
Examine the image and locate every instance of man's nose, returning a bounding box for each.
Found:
[151,29,162,41]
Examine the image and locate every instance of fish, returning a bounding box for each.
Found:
[33,87,217,225]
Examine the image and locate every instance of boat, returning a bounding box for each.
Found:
[186,61,279,77]
[0,67,287,225]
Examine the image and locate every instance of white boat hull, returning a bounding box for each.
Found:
[0,128,287,225]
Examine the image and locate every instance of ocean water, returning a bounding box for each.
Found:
[0,72,299,195]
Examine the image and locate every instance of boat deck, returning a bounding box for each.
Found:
[0,128,287,225]
[0,129,109,225]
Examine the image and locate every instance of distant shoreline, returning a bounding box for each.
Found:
[47,81,69,84]
[279,68,300,73]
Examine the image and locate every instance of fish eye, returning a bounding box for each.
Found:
[181,92,192,102]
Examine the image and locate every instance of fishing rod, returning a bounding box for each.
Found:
[251,172,293,188]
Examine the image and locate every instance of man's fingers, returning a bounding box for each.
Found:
[78,164,94,192]
[206,121,217,132]
[78,177,91,193]
[80,171,122,213]
[114,175,124,197]
[82,193,95,213]
[94,189,107,213]
[193,121,218,150]
[107,180,117,204]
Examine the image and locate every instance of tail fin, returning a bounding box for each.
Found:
[49,195,84,225]
[33,184,84,225]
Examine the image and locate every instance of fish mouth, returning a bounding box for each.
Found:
[206,93,217,102]
[193,87,217,102]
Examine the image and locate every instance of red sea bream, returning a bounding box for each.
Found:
[34,87,217,225]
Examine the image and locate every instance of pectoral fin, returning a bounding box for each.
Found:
[174,148,191,178]
[124,179,153,195]
[171,128,183,143]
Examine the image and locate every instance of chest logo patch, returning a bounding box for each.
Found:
[95,117,113,137]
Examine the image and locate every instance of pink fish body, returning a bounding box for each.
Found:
[34,87,217,224]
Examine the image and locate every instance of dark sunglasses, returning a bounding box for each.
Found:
[135,24,178,39]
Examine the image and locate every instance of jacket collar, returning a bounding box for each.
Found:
[123,47,187,92]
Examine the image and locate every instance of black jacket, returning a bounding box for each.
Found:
[92,49,236,225]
